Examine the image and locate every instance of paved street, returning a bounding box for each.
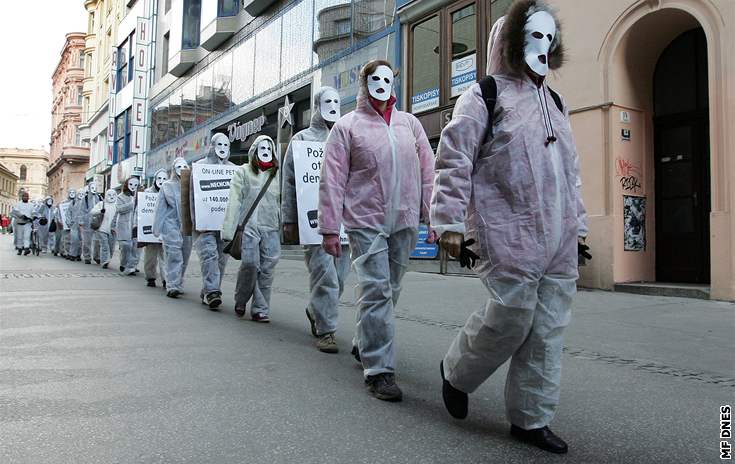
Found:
[1,233,733,463]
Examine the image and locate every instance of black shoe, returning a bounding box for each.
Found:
[305,308,318,337]
[24,249,31,255]
[162,280,166,289]
[94,258,100,264]
[119,266,124,272]
[102,263,109,269]
[351,345,362,364]
[17,249,21,255]
[84,259,91,264]
[167,289,182,298]
[440,361,468,419]
[510,425,568,454]
[146,279,156,288]
[76,256,81,261]
[365,373,403,402]
[204,291,222,310]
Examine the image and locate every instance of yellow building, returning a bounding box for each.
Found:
[0,161,19,217]
[0,148,49,201]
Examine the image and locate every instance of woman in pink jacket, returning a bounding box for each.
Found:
[318,60,435,402]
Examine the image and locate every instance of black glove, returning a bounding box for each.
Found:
[101,208,106,214]
[458,239,480,269]
[578,242,592,261]
[39,217,48,226]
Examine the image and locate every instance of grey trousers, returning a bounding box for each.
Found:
[70,226,82,257]
[348,227,417,378]
[97,231,115,264]
[60,230,71,255]
[443,275,576,430]
[304,244,351,336]
[119,240,137,271]
[163,236,192,293]
[234,228,281,314]
[14,223,31,249]
[144,244,165,282]
[38,225,50,251]
[81,227,97,260]
[195,231,228,297]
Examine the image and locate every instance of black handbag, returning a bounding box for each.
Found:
[223,170,277,260]
[48,219,57,233]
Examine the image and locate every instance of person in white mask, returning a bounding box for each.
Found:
[11,191,34,255]
[91,189,118,268]
[318,60,436,401]
[282,86,350,353]
[115,177,140,275]
[431,1,588,454]
[190,133,235,309]
[34,196,54,253]
[78,181,102,264]
[58,189,76,258]
[153,157,193,298]
[68,186,86,261]
[142,169,168,288]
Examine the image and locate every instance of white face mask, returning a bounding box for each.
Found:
[367,65,394,101]
[46,198,53,206]
[523,11,556,77]
[155,171,168,189]
[127,178,139,193]
[68,190,76,200]
[88,183,97,194]
[319,89,341,123]
[174,159,188,177]
[212,133,230,160]
[105,189,117,203]
[256,140,273,163]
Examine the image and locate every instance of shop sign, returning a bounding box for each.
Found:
[451,54,476,98]
[228,115,267,143]
[411,88,440,113]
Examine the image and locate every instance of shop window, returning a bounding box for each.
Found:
[254,17,282,94]
[183,0,202,49]
[450,4,477,98]
[281,0,313,82]
[232,38,254,105]
[180,78,197,133]
[213,51,233,115]
[313,0,352,65]
[168,91,181,139]
[410,15,440,113]
[196,67,213,125]
[19,165,27,181]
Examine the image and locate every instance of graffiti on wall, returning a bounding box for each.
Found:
[616,157,643,194]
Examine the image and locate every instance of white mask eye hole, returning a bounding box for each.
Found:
[532,31,543,39]
[383,77,390,84]
[547,33,553,41]
[371,75,380,81]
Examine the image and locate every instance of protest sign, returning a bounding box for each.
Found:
[136,192,160,243]
[58,202,70,230]
[191,163,237,232]
[291,141,347,245]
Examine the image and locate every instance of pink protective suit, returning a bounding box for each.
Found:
[431,2,588,431]
[318,87,434,380]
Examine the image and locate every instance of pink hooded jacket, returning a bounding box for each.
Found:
[431,5,588,285]
[318,89,434,236]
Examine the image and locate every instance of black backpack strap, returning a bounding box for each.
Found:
[547,87,565,114]
[478,76,498,140]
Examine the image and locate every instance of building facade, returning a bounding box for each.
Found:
[0,162,20,217]
[0,148,49,201]
[49,32,91,203]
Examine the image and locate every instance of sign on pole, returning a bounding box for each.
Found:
[191,163,237,232]
[136,192,160,243]
[291,141,347,245]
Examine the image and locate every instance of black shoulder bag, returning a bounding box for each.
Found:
[223,170,277,260]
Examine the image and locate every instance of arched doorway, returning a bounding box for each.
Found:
[653,28,710,283]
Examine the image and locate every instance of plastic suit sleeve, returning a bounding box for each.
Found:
[411,116,435,223]
[116,196,134,214]
[430,88,487,236]
[281,133,304,225]
[222,167,248,242]
[152,185,169,238]
[318,124,350,236]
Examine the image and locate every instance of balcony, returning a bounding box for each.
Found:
[200,15,239,51]
[168,48,198,77]
[243,0,279,17]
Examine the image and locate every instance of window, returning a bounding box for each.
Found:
[88,12,95,33]
[75,127,81,146]
[336,18,351,35]
[161,32,170,76]
[182,0,202,49]
[117,36,133,91]
[254,18,282,94]
[231,38,254,105]
[490,0,512,25]
[450,4,477,98]
[313,0,352,65]
[180,78,196,133]
[410,16,440,113]
[218,0,238,16]
[19,165,27,181]
[212,51,232,114]
[353,0,395,37]
[114,109,131,162]
[152,99,169,148]
[77,86,84,106]
[196,67,213,125]
[79,52,85,69]
[281,0,313,82]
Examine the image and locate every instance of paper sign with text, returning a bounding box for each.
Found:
[136,192,161,243]
[192,163,237,232]
[292,141,347,246]
[58,203,70,230]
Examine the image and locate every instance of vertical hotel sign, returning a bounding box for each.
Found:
[131,12,151,174]
[107,44,117,166]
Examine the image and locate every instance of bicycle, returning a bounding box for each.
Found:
[30,219,41,256]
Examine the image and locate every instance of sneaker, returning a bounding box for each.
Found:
[510,425,568,454]
[440,361,468,419]
[351,345,362,364]
[305,308,318,337]
[146,279,156,288]
[365,373,402,402]
[316,333,338,354]
[235,306,246,318]
[251,312,270,323]
[102,262,109,269]
[166,289,182,298]
[124,268,136,276]
[204,292,222,310]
